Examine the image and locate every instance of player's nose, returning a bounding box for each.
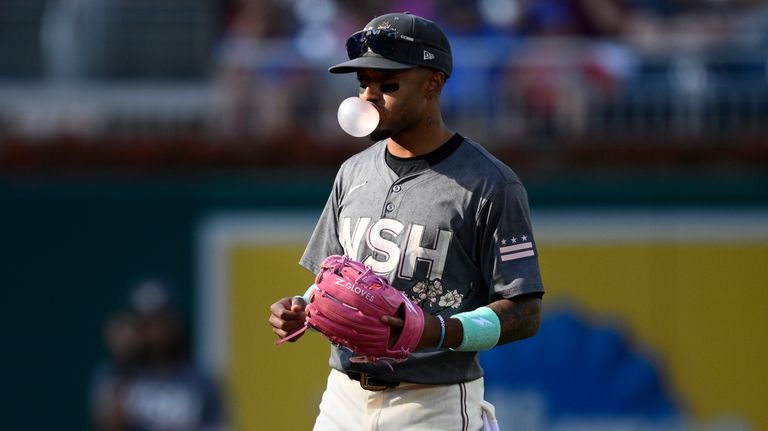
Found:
[360,84,381,103]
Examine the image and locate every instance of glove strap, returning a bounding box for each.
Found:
[274,323,309,345]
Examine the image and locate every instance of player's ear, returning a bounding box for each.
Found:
[424,71,446,99]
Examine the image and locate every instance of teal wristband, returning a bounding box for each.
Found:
[297,284,317,303]
[450,306,501,352]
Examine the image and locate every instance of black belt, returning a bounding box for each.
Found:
[347,372,400,391]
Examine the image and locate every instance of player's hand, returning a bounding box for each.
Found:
[269,296,307,342]
[379,314,403,349]
[381,313,441,351]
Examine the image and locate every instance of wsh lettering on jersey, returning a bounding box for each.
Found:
[339,217,452,281]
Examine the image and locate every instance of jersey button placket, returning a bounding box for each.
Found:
[383,182,403,216]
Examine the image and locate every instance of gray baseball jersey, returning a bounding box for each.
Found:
[300,134,544,385]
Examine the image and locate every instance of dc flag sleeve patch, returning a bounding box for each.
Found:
[498,236,534,262]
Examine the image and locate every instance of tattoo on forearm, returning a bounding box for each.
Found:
[492,297,541,345]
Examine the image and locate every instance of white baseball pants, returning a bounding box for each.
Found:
[313,369,499,431]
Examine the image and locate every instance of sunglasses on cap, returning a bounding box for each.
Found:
[346,28,432,63]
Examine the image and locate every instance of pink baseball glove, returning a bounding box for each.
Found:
[279,255,425,364]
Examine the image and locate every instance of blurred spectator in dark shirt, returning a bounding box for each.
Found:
[89,280,227,431]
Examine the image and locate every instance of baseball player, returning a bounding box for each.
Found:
[268,12,544,430]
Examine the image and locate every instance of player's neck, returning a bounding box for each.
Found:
[386,118,453,158]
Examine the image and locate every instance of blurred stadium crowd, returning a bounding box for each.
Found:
[1,0,767,170]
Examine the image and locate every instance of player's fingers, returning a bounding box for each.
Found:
[381,315,404,348]
[290,296,307,312]
[380,315,404,328]
[269,298,290,315]
[268,314,302,336]
[268,311,304,329]
[270,298,305,320]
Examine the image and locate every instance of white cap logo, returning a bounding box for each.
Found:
[423,50,435,60]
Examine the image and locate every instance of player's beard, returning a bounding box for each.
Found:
[368,128,392,142]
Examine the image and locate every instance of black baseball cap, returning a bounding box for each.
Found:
[329,12,452,77]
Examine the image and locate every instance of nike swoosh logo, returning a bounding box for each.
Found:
[348,181,368,194]
[494,278,524,293]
